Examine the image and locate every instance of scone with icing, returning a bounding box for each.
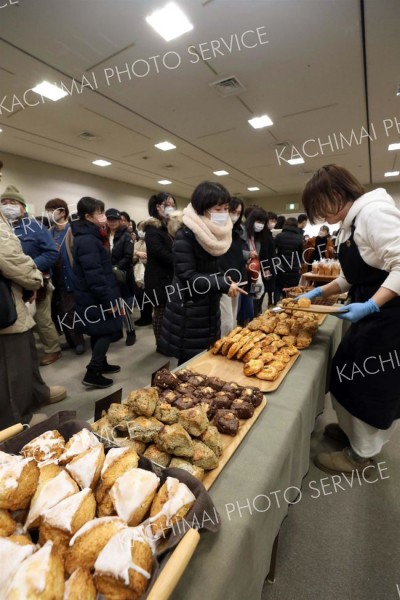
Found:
[0,454,39,511]
[109,468,160,526]
[149,476,196,538]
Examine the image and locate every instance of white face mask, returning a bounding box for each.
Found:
[209,212,229,226]
[254,222,265,233]
[164,206,175,218]
[1,204,21,221]
[230,213,240,224]
[138,230,145,239]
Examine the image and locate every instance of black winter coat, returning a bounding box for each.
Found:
[72,220,122,336]
[111,226,135,298]
[217,227,247,284]
[143,218,174,306]
[275,225,304,288]
[158,227,230,363]
[259,229,276,293]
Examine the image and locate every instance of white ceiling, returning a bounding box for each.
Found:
[0,0,399,199]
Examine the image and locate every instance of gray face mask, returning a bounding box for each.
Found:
[254,222,265,233]
[1,204,21,221]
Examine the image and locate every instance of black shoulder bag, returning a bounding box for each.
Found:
[0,274,18,329]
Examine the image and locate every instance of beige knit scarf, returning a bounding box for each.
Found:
[182,203,232,256]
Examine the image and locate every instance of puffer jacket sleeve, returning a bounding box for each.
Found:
[78,236,119,305]
[174,230,230,294]
[116,232,134,271]
[0,225,42,290]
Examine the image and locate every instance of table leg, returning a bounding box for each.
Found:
[266,531,280,584]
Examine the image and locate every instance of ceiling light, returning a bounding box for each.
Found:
[32,81,68,101]
[146,2,193,42]
[92,159,112,167]
[248,115,273,129]
[384,171,399,177]
[288,157,305,165]
[213,170,229,176]
[396,83,400,96]
[0,129,2,133]
[155,141,176,151]
[248,187,260,191]
[388,143,400,151]
[158,179,172,185]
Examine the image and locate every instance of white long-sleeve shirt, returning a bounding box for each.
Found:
[335,188,400,295]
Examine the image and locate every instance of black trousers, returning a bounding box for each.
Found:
[88,334,113,371]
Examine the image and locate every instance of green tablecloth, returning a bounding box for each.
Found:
[170,316,343,600]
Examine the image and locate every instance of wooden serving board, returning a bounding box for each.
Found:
[302,273,338,282]
[187,350,300,392]
[202,396,266,490]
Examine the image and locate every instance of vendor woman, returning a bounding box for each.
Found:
[299,164,400,475]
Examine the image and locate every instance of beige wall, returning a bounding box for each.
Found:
[0,151,187,222]
[1,151,399,220]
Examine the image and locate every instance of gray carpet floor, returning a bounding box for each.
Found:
[35,321,400,600]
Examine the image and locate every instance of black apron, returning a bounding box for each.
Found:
[329,221,400,429]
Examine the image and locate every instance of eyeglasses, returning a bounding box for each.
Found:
[1,199,20,205]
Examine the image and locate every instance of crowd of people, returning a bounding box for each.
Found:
[0,176,338,427]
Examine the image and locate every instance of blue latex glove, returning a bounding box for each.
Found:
[295,287,323,301]
[336,299,380,323]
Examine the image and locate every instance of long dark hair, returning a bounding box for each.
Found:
[245,207,267,239]
[229,196,244,229]
[148,192,175,219]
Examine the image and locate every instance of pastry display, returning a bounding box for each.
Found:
[106,403,137,428]
[173,395,196,411]
[149,477,196,538]
[213,410,240,436]
[155,424,194,458]
[168,458,205,481]
[191,441,219,470]
[100,447,139,488]
[66,444,105,490]
[0,536,36,594]
[25,468,79,529]
[153,367,179,389]
[143,444,171,467]
[154,401,179,425]
[58,429,100,466]
[39,488,97,552]
[6,540,65,600]
[109,468,159,526]
[94,526,154,600]
[126,387,159,417]
[0,455,39,511]
[20,430,66,464]
[178,406,209,437]
[64,568,96,600]
[198,425,224,459]
[231,398,255,419]
[127,416,164,443]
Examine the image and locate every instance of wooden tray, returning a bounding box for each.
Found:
[201,397,266,490]
[187,350,300,392]
[302,273,338,282]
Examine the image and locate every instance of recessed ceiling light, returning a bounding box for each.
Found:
[155,141,176,151]
[388,143,400,151]
[248,115,273,129]
[384,171,399,177]
[248,187,260,191]
[213,170,229,176]
[288,157,305,165]
[158,179,172,185]
[146,2,193,42]
[396,83,400,96]
[92,159,112,167]
[32,81,68,101]
[0,129,2,133]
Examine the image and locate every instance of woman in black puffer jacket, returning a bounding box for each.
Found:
[274,217,304,300]
[159,182,246,364]
[144,192,175,349]
[72,197,122,389]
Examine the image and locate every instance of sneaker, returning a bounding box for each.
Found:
[314,447,375,476]
[39,351,61,366]
[125,332,136,346]
[82,370,113,388]
[48,386,67,404]
[101,361,121,374]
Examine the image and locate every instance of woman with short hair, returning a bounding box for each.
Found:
[299,164,400,475]
[159,181,246,364]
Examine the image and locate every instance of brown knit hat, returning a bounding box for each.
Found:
[0,185,26,207]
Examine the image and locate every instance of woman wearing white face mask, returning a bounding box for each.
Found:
[159,181,247,364]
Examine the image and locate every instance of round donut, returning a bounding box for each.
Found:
[243,359,264,377]
[255,366,279,381]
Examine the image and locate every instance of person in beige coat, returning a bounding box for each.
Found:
[0,211,66,428]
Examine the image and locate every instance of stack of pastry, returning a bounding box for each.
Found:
[211,306,320,380]
[92,371,265,474]
[0,427,197,599]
